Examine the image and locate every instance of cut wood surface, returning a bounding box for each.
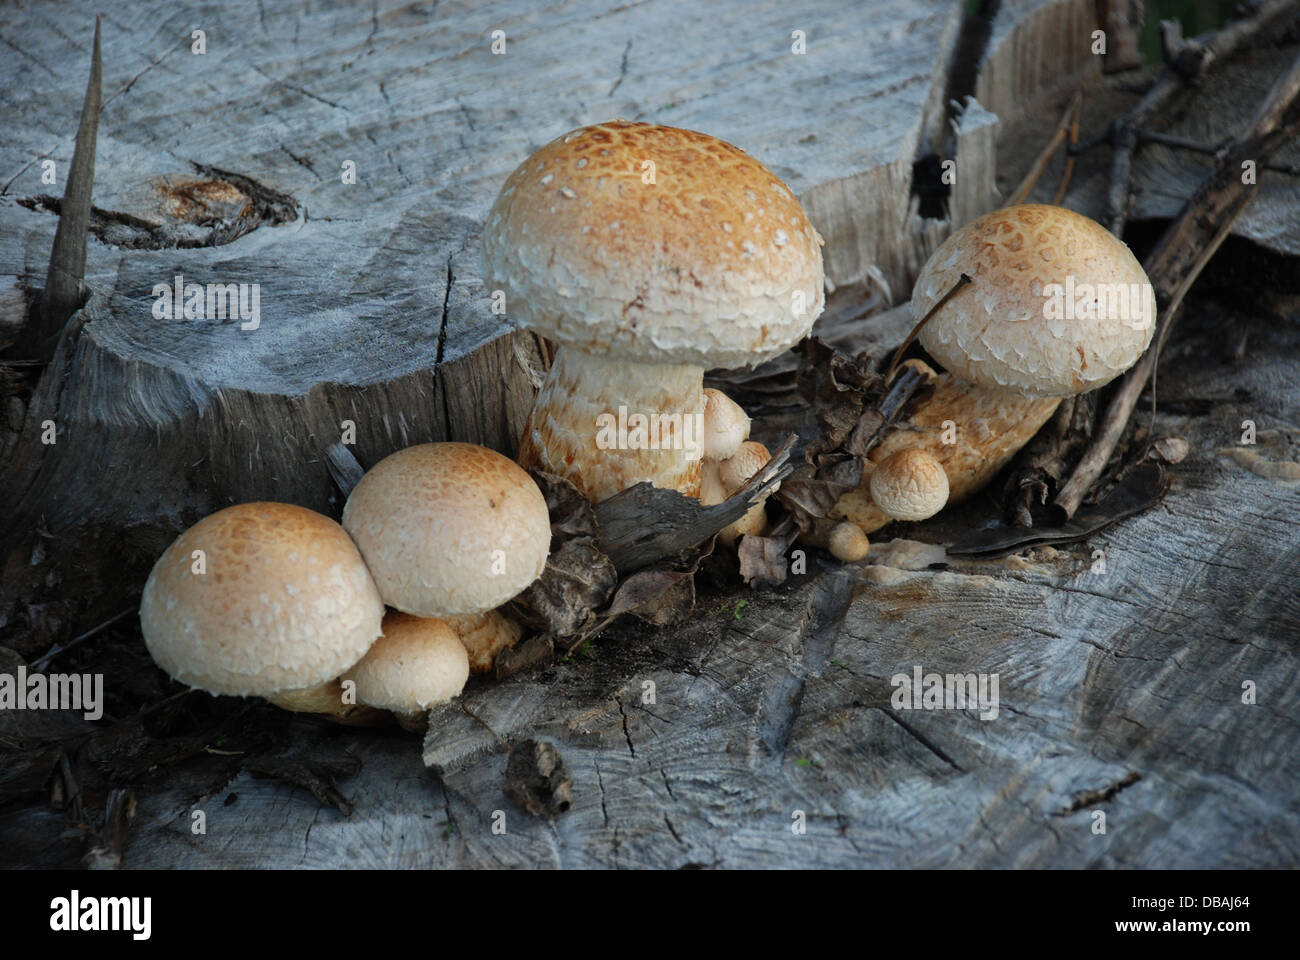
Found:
[1,0,1297,869]
[0,0,1014,633]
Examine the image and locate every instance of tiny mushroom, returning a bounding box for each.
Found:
[483,120,824,502]
[706,439,775,545]
[342,612,470,732]
[140,502,384,702]
[868,448,950,522]
[835,204,1156,534]
[342,442,551,618]
[701,388,751,461]
[827,522,870,563]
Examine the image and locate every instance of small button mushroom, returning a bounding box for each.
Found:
[713,440,774,545]
[342,612,470,732]
[827,522,870,562]
[139,502,385,701]
[483,120,824,502]
[342,442,551,618]
[718,440,776,494]
[701,388,751,461]
[869,448,950,521]
[443,609,524,675]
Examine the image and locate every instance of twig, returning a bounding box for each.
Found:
[1054,49,1300,521]
[1104,0,1298,235]
[83,787,135,870]
[1007,93,1080,206]
[29,18,101,360]
[1137,129,1300,175]
[31,606,135,671]
[885,274,972,381]
[459,702,510,748]
[1052,95,1083,204]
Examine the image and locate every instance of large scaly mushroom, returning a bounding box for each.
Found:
[482,120,824,502]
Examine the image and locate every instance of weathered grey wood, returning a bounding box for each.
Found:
[2,1,1297,869]
[996,41,1300,256]
[60,273,1296,870]
[0,0,985,639]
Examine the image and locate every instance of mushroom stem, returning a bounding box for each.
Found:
[517,347,705,502]
[832,373,1060,534]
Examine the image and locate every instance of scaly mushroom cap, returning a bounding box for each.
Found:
[915,204,1155,398]
[869,448,950,521]
[444,610,524,675]
[481,120,825,369]
[701,388,751,460]
[140,502,384,697]
[343,613,470,713]
[343,443,551,618]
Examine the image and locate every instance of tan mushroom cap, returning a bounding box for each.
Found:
[714,441,774,546]
[481,120,825,369]
[869,448,950,522]
[342,443,551,618]
[718,440,774,493]
[140,502,384,697]
[701,388,751,461]
[915,204,1156,398]
[827,522,870,563]
[444,609,524,675]
[343,612,470,713]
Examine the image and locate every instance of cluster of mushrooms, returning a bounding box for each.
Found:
[140,443,552,730]
[140,121,1155,727]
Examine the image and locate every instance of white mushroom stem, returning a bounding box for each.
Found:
[517,347,706,503]
[833,373,1060,534]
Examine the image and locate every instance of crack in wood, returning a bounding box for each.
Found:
[754,566,856,761]
[1055,770,1142,816]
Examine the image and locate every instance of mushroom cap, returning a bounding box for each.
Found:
[827,522,870,563]
[914,204,1156,398]
[701,388,751,460]
[482,120,825,369]
[718,440,773,493]
[343,613,469,712]
[342,443,551,618]
[444,610,524,675]
[869,448,950,521]
[140,502,384,697]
